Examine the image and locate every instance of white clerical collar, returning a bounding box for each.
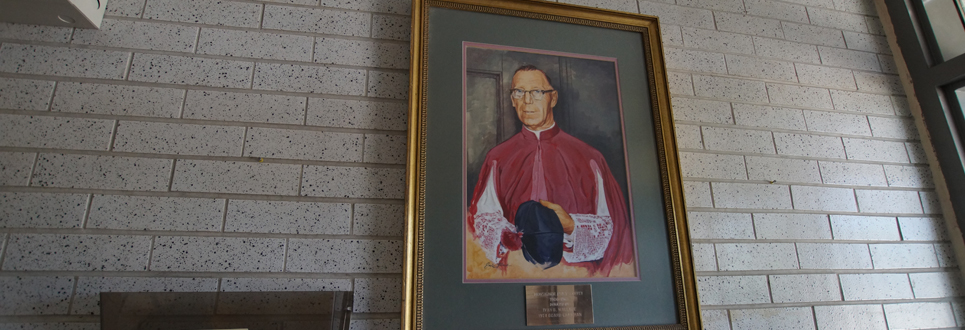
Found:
[524,123,556,139]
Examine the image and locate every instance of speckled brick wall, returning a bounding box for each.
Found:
[0,0,961,329]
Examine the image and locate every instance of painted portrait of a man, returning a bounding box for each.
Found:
[463,43,639,282]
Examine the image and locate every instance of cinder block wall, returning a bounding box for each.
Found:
[0,0,960,329]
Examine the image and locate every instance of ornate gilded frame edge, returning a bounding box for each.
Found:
[403,0,700,329]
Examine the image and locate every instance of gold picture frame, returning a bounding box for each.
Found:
[403,0,699,328]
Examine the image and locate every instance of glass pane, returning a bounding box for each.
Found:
[922,0,965,60]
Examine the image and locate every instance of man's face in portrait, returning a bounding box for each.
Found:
[511,70,559,131]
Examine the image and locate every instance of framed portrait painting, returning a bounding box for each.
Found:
[403,0,700,329]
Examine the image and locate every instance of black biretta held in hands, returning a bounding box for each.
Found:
[514,200,565,269]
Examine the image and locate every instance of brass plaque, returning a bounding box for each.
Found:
[524,285,593,326]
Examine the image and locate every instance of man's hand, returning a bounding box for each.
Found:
[540,200,574,234]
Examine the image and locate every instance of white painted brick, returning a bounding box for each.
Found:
[197,29,314,62]
[770,274,841,303]
[675,124,703,149]
[663,48,725,74]
[363,134,406,164]
[725,55,797,82]
[954,301,965,328]
[700,309,731,330]
[797,243,872,269]
[105,0,145,17]
[244,127,363,162]
[870,243,938,269]
[920,191,940,214]
[898,217,948,241]
[746,156,821,183]
[884,165,934,188]
[183,90,306,124]
[712,182,792,209]
[52,82,184,118]
[677,0,744,12]
[0,78,55,111]
[744,0,810,23]
[354,204,404,236]
[668,72,694,96]
[754,213,831,239]
[171,160,300,195]
[661,24,683,47]
[0,276,73,315]
[831,90,894,114]
[113,122,245,156]
[730,307,814,330]
[855,189,923,214]
[225,200,351,235]
[713,12,782,38]
[795,64,857,90]
[716,243,798,270]
[144,0,262,28]
[804,110,870,136]
[833,0,876,14]
[807,7,869,32]
[130,54,253,88]
[682,28,754,54]
[774,133,845,159]
[0,192,86,228]
[830,215,900,240]
[319,0,410,14]
[3,234,152,271]
[87,195,223,231]
[71,277,218,315]
[679,152,747,180]
[883,302,957,329]
[904,142,927,164]
[910,272,965,298]
[844,31,890,54]
[71,19,198,52]
[935,243,956,267]
[253,63,367,95]
[307,98,407,131]
[814,305,887,330]
[893,96,912,115]
[0,44,129,79]
[879,54,898,73]
[315,37,409,69]
[854,72,903,94]
[221,278,351,291]
[868,116,917,139]
[672,97,732,124]
[753,37,821,64]
[262,0,318,5]
[262,5,369,37]
[286,239,402,273]
[766,83,833,109]
[844,138,910,163]
[367,71,408,99]
[840,273,913,300]
[683,181,713,207]
[866,16,886,35]
[819,161,887,186]
[732,104,807,130]
[688,212,754,239]
[0,23,72,42]
[371,14,410,41]
[354,277,402,313]
[692,243,717,271]
[783,22,845,47]
[151,236,286,272]
[32,154,172,191]
[782,0,834,7]
[301,166,405,199]
[636,2,715,29]
[0,114,113,151]
[0,152,33,186]
[819,47,881,72]
[697,275,770,305]
[791,185,857,212]
[701,127,774,153]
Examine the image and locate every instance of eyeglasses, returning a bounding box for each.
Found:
[511,89,555,100]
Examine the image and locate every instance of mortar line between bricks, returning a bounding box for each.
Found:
[297,165,304,196]
[0,108,406,136]
[696,267,960,276]
[25,152,40,186]
[0,270,402,278]
[81,194,94,229]
[0,39,411,73]
[671,96,906,118]
[282,238,289,272]
[248,62,256,90]
[240,126,249,157]
[66,275,80,315]
[217,277,223,292]
[45,81,58,112]
[680,178,934,192]
[107,120,120,151]
[123,52,135,81]
[100,16,412,45]
[137,0,147,18]
[880,304,892,329]
[220,199,229,232]
[698,297,961,310]
[146,235,156,271]
[177,89,188,119]
[0,186,404,204]
[0,147,407,168]
[166,159,177,192]
[0,227,405,240]
[0,72,409,103]
[0,233,9,269]
[258,3,266,29]
[675,149,925,167]
[302,96,310,125]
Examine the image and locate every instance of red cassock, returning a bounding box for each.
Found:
[467,125,636,276]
